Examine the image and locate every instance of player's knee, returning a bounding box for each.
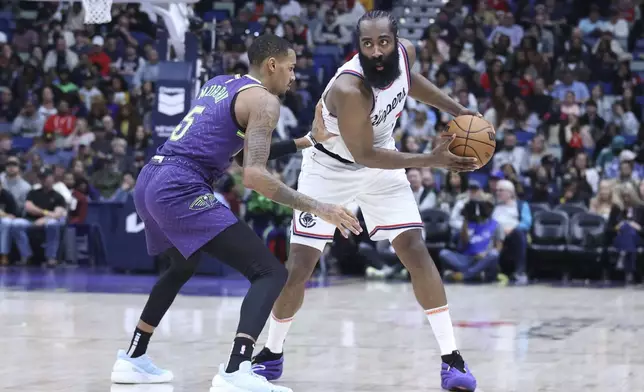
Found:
[167,261,197,283]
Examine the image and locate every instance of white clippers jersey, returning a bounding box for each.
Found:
[318,43,411,163]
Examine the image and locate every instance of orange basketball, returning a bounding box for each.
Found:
[444,115,496,167]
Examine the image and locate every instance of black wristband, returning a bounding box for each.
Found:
[268,139,297,160]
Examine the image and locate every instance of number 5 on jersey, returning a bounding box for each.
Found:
[169,105,205,141]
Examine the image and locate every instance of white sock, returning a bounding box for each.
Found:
[264,313,294,354]
[425,305,458,355]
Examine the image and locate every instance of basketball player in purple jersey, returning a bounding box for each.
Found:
[110,34,361,392]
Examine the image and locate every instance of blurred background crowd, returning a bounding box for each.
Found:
[0,0,644,285]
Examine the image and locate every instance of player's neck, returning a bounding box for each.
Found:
[246,70,264,85]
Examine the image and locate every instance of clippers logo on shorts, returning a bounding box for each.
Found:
[189,193,217,211]
[298,212,317,228]
[371,88,407,127]
[158,87,186,116]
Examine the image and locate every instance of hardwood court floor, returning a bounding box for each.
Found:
[0,269,643,392]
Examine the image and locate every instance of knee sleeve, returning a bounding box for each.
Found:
[199,221,289,283]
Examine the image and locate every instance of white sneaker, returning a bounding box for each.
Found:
[111,350,174,384]
[211,361,292,392]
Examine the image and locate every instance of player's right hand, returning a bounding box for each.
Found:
[426,134,480,172]
[310,99,336,144]
[315,203,362,238]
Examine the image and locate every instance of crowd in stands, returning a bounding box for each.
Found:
[1,0,644,285]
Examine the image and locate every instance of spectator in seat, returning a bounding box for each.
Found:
[530,165,558,205]
[53,66,79,97]
[91,155,123,199]
[133,49,160,88]
[43,100,77,139]
[609,101,639,136]
[603,8,629,40]
[11,169,67,267]
[492,132,526,173]
[88,36,111,76]
[79,74,103,112]
[407,168,437,212]
[551,69,590,104]
[0,180,19,266]
[597,135,626,175]
[114,45,145,77]
[493,179,531,285]
[1,156,32,214]
[440,196,503,282]
[580,99,606,144]
[521,134,547,175]
[437,171,467,211]
[12,100,45,138]
[449,179,485,236]
[578,4,605,36]
[62,173,87,224]
[590,179,616,219]
[38,87,58,119]
[605,182,644,284]
[488,11,524,48]
[108,172,136,203]
[37,133,70,168]
[313,10,351,46]
[43,36,79,73]
[0,88,20,122]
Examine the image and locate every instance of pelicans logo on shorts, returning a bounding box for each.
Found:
[298,212,317,228]
[189,193,217,211]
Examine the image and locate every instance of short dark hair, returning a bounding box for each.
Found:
[356,10,398,37]
[247,34,292,66]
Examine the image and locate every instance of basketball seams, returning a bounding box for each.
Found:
[462,115,474,160]
[446,115,496,165]
[465,145,483,163]
[453,135,496,148]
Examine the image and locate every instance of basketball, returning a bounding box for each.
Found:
[444,115,496,167]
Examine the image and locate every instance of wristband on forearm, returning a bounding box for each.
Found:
[268,139,298,160]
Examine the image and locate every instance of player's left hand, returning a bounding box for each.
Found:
[310,99,337,144]
[457,108,483,118]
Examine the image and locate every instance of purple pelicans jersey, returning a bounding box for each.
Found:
[157,74,266,178]
[134,74,266,259]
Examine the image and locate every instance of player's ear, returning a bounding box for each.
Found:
[267,57,276,73]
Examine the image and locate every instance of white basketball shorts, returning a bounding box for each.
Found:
[291,150,423,252]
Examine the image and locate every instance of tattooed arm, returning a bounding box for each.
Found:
[240,90,323,213]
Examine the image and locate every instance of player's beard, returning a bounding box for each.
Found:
[359,43,401,90]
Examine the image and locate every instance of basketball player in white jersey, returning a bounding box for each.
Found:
[253,10,479,392]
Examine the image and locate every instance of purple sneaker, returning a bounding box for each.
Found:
[440,350,477,391]
[251,347,284,381]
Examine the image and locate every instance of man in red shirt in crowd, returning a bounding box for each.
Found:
[43,100,76,137]
[88,36,111,76]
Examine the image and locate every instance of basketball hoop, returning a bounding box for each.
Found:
[81,0,113,24]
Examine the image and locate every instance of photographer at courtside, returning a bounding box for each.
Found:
[439,194,505,283]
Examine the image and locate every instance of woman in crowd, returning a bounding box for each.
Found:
[605,182,644,284]
[589,179,616,219]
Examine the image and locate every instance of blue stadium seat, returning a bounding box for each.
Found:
[130,31,152,46]
[514,130,534,145]
[314,45,343,60]
[12,136,34,152]
[623,134,637,146]
[0,122,10,133]
[633,48,644,61]
[601,83,613,95]
[204,10,230,22]
[468,171,489,189]
[247,22,263,34]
